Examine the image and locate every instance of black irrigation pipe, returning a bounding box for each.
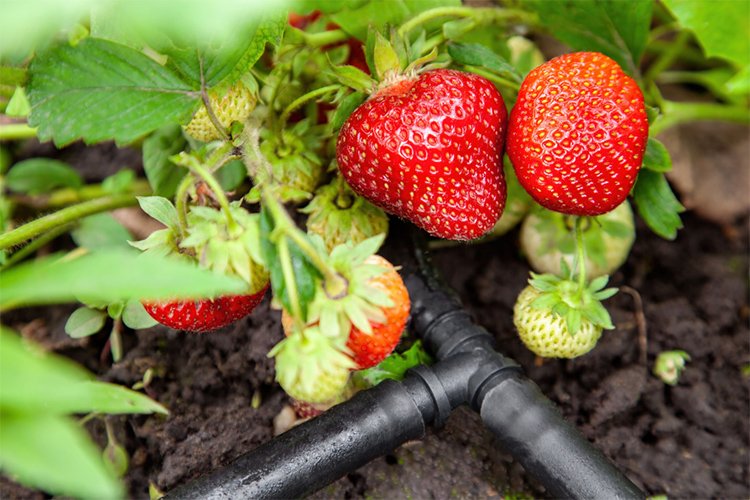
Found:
[168,228,645,500]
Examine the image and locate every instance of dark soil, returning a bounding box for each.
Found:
[2,143,748,499]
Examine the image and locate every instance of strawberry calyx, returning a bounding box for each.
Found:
[301,177,389,251]
[179,202,268,294]
[245,120,325,204]
[527,271,616,336]
[304,235,395,341]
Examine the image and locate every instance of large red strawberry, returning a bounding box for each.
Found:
[336,69,507,241]
[507,52,648,216]
[144,286,268,333]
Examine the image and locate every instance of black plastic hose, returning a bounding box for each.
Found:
[167,231,644,499]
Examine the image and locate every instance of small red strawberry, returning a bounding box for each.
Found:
[336,69,508,241]
[507,52,648,216]
[143,287,268,333]
[281,254,409,370]
[345,254,409,369]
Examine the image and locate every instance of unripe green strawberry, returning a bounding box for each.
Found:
[520,201,635,278]
[184,83,257,142]
[302,180,389,252]
[271,327,355,404]
[513,285,602,358]
[246,121,325,203]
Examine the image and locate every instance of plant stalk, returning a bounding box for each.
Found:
[11,180,151,209]
[0,123,37,140]
[279,84,341,129]
[0,193,139,250]
[1,222,75,269]
[650,100,750,136]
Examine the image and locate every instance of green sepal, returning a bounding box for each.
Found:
[329,62,376,93]
[373,31,401,80]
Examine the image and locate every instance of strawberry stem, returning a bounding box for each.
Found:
[199,56,230,142]
[175,152,238,233]
[397,6,537,39]
[0,123,37,140]
[1,222,74,269]
[0,193,140,251]
[650,100,750,135]
[278,237,304,330]
[574,216,587,291]
[262,190,348,295]
[279,84,341,131]
[174,175,193,240]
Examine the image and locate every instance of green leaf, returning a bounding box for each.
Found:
[524,0,652,74]
[0,249,246,309]
[137,196,179,229]
[163,14,286,88]
[331,91,366,131]
[102,169,136,194]
[107,301,125,319]
[5,158,82,194]
[0,413,123,499]
[662,0,750,68]
[122,299,158,330]
[65,307,107,338]
[0,327,168,414]
[28,38,199,146]
[71,213,133,249]
[447,42,522,82]
[726,65,750,95]
[356,341,433,386]
[331,0,461,41]
[633,170,684,240]
[142,125,188,198]
[642,138,672,173]
[259,206,321,321]
[6,86,31,117]
[216,159,247,191]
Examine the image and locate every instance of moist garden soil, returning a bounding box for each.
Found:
[1,143,748,499]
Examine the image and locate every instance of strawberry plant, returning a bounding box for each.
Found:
[0,0,748,496]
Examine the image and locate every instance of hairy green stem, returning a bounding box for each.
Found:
[643,30,690,86]
[11,180,151,209]
[185,158,237,232]
[1,222,75,269]
[279,84,341,130]
[651,100,750,135]
[574,217,587,291]
[278,238,304,328]
[462,65,521,92]
[303,29,350,48]
[0,194,139,250]
[109,318,123,363]
[398,6,536,37]
[174,175,193,239]
[199,55,230,142]
[0,123,37,140]
[262,190,345,292]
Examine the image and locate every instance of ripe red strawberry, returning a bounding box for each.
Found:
[144,286,268,333]
[507,52,648,216]
[336,69,507,240]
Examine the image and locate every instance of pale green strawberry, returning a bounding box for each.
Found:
[513,273,616,359]
[271,326,355,404]
[302,178,389,252]
[179,202,269,294]
[245,120,325,203]
[184,83,257,142]
[520,201,635,279]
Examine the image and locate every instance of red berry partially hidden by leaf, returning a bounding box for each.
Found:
[144,286,268,333]
[337,69,507,240]
[346,255,410,369]
[507,52,648,216]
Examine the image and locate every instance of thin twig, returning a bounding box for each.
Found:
[620,285,648,367]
